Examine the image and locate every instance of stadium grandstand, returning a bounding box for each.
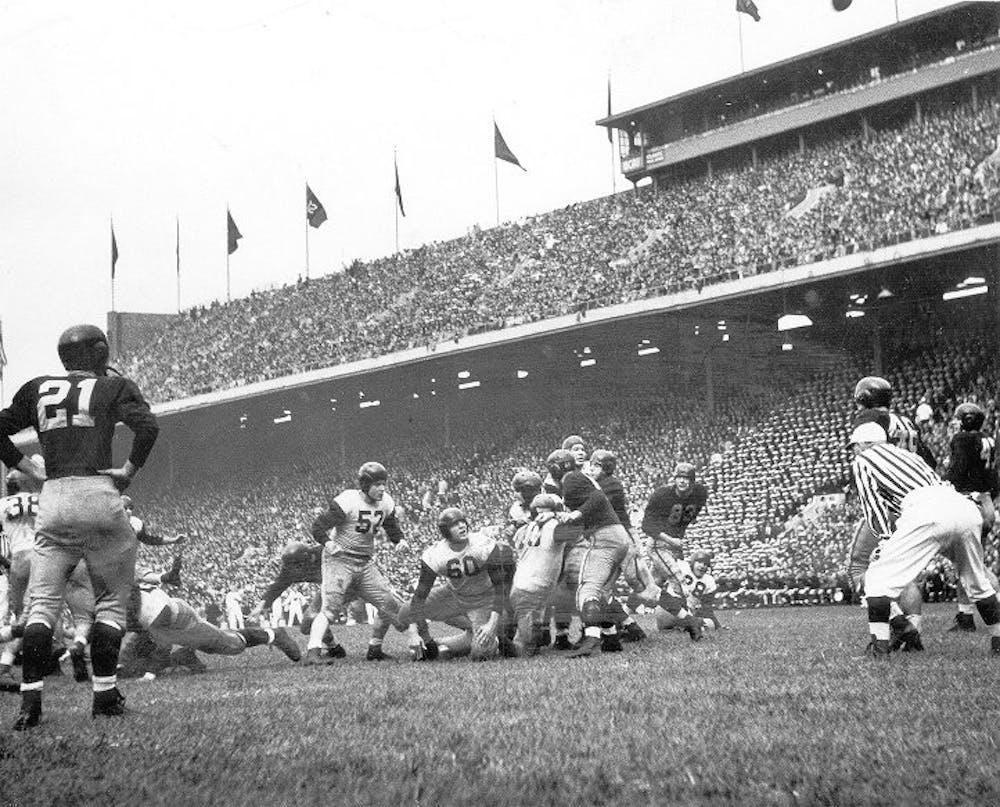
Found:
[7,1,1000,614]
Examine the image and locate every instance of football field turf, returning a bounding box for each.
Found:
[1,603,997,807]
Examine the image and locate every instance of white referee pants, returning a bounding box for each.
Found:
[865,486,995,601]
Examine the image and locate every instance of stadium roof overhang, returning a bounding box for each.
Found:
[596,1,1000,134]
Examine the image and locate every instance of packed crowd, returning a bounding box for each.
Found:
[121,90,1000,403]
[132,319,998,614]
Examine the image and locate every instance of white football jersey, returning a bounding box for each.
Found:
[325,489,397,557]
[511,519,566,595]
[421,532,497,598]
[1,492,39,554]
[666,560,718,599]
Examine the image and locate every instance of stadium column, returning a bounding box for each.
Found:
[751,146,758,170]
[914,99,922,127]
[704,351,715,416]
[992,260,1000,321]
[871,308,883,377]
[798,133,805,155]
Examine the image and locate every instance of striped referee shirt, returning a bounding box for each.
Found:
[852,441,943,539]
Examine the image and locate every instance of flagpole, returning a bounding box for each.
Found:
[110,216,116,312]
[394,151,400,254]
[305,183,310,281]
[226,206,231,303]
[494,156,500,227]
[176,215,181,313]
[737,10,745,73]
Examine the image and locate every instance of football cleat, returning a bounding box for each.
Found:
[0,667,20,692]
[169,646,208,673]
[92,688,127,718]
[366,645,395,662]
[600,633,623,653]
[13,708,41,731]
[323,643,347,659]
[567,636,601,658]
[683,615,704,643]
[160,555,183,588]
[552,634,573,651]
[889,624,923,653]
[302,647,336,666]
[69,645,90,683]
[271,628,302,662]
[619,622,647,643]
[948,613,976,632]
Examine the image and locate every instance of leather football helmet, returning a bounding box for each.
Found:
[853,376,892,409]
[57,324,110,375]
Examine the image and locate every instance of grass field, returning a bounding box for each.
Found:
[1,603,998,807]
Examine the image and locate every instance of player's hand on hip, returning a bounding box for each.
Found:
[99,460,137,492]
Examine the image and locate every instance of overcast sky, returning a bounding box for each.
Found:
[0,0,951,398]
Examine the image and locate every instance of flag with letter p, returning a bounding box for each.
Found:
[394,157,406,217]
[227,210,242,255]
[306,185,327,228]
[494,121,526,171]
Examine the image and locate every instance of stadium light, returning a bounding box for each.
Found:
[877,287,894,299]
[722,333,730,342]
[516,370,529,379]
[273,409,291,424]
[777,314,812,331]
[412,393,419,399]
[457,370,471,379]
[579,358,597,368]
[942,285,988,301]
[957,276,986,288]
[782,343,794,351]
[637,346,660,356]
[359,400,381,409]
[458,381,480,390]
[845,310,865,318]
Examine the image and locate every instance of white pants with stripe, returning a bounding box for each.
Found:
[864,486,995,601]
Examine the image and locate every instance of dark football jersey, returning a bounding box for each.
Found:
[946,430,998,495]
[261,546,323,608]
[0,372,158,477]
[598,474,631,530]
[560,470,620,530]
[641,483,708,539]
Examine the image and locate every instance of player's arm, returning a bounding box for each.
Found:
[0,386,41,477]
[381,508,406,545]
[310,501,349,544]
[133,520,186,547]
[476,544,509,643]
[557,475,605,524]
[406,562,438,623]
[100,380,159,490]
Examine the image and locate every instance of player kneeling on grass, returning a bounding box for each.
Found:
[646,547,706,642]
[116,558,302,678]
[398,508,510,661]
[654,550,720,632]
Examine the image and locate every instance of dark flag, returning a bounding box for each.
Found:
[494,122,526,171]
[306,185,327,228]
[832,0,852,9]
[394,157,406,217]
[736,0,761,21]
[607,78,613,143]
[227,210,242,255]
[111,224,119,278]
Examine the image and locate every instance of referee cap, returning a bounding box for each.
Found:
[849,422,888,445]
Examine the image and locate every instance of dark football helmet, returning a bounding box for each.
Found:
[955,402,986,432]
[590,449,618,476]
[437,507,468,540]
[673,462,696,482]
[511,470,543,500]
[545,449,576,482]
[853,376,892,409]
[57,324,110,375]
[358,461,388,494]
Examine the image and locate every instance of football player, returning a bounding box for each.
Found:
[655,550,720,631]
[944,402,1000,632]
[546,447,586,649]
[587,449,659,642]
[641,462,708,581]
[551,451,633,657]
[115,557,302,678]
[397,507,510,660]
[508,493,577,656]
[0,323,160,729]
[501,470,543,544]
[305,462,427,664]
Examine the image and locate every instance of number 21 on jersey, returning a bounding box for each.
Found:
[37,378,97,432]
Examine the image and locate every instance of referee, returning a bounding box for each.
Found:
[850,422,1000,657]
